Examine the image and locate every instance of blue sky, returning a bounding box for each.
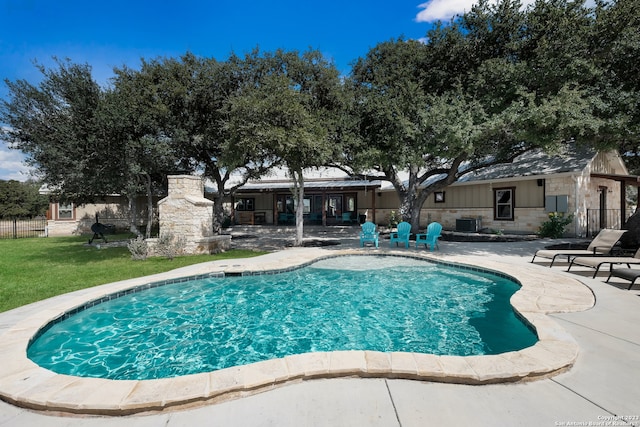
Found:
[0,0,530,181]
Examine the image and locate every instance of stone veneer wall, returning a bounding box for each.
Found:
[156,175,230,255]
[45,220,80,237]
[416,174,621,237]
[417,208,548,235]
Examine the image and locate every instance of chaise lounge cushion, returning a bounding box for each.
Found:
[531,229,626,267]
[568,248,640,278]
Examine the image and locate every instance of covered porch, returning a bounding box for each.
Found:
[232,178,382,226]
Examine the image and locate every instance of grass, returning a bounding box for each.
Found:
[0,235,266,313]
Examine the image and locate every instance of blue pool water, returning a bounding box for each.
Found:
[27,255,537,380]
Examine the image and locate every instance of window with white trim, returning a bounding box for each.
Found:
[58,202,74,219]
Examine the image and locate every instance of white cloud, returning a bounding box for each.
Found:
[416,0,538,22]
[416,0,475,22]
[0,145,33,181]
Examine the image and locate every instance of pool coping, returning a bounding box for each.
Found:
[0,248,595,415]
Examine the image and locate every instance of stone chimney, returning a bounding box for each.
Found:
[155,175,230,255]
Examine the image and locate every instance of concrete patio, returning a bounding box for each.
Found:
[1,226,639,426]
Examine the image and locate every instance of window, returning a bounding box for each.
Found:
[294,197,311,214]
[327,195,343,217]
[434,191,445,203]
[277,195,295,214]
[235,198,255,211]
[346,195,356,212]
[494,188,514,220]
[58,202,74,220]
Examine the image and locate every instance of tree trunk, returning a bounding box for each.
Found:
[145,173,153,239]
[212,192,226,234]
[292,168,305,246]
[397,181,430,234]
[127,195,142,236]
[387,167,423,233]
[621,208,640,248]
[390,164,460,234]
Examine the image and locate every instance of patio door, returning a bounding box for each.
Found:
[327,195,342,220]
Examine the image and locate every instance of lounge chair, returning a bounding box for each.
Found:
[360,221,379,248]
[415,222,442,251]
[567,248,640,278]
[390,221,411,248]
[606,267,640,290]
[530,229,626,267]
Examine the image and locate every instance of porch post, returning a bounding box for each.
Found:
[372,190,376,223]
[620,181,627,227]
[274,193,278,225]
[322,191,327,226]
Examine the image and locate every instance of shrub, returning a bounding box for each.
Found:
[155,232,187,260]
[127,236,148,260]
[538,212,574,238]
[388,210,399,228]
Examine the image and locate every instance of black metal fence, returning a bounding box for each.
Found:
[0,218,48,239]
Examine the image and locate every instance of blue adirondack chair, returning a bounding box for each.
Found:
[416,222,442,251]
[359,221,379,248]
[390,221,412,248]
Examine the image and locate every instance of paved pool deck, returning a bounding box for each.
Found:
[1,227,639,426]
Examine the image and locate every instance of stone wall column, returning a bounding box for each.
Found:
[156,175,230,255]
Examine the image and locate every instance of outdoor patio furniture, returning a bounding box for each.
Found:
[309,212,322,223]
[278,212,295,224]
[390,221,411,248]
[530,229,626,267]
[567,248,640,278]
[341,212,356,224]
[359,221,379,248]
[606,267,640,290]
[416,222,442,251]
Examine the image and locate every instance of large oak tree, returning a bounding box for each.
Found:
[343,0,627,232]
[226,49,344,245]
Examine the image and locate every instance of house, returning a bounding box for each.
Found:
[40,190,156,237]
[229,167,382,226]
[232,145,638,237]
[40,144,638,238]
[415,146,636,237]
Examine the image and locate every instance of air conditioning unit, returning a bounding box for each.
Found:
[456,218,481,232]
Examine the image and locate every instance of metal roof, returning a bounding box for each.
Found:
[218,145,625,193]
[237,179,382,192]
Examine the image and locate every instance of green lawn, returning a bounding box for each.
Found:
[0,235,265,313]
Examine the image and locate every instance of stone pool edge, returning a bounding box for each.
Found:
[0,248,595,416]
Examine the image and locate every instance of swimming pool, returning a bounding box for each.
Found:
[27,255,537,381]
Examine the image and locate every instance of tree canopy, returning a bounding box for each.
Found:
[1,0,638,237]
[225,49,344,244]
[341,0,639,230]
[0,180,48,218]
[0,59,111,202]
